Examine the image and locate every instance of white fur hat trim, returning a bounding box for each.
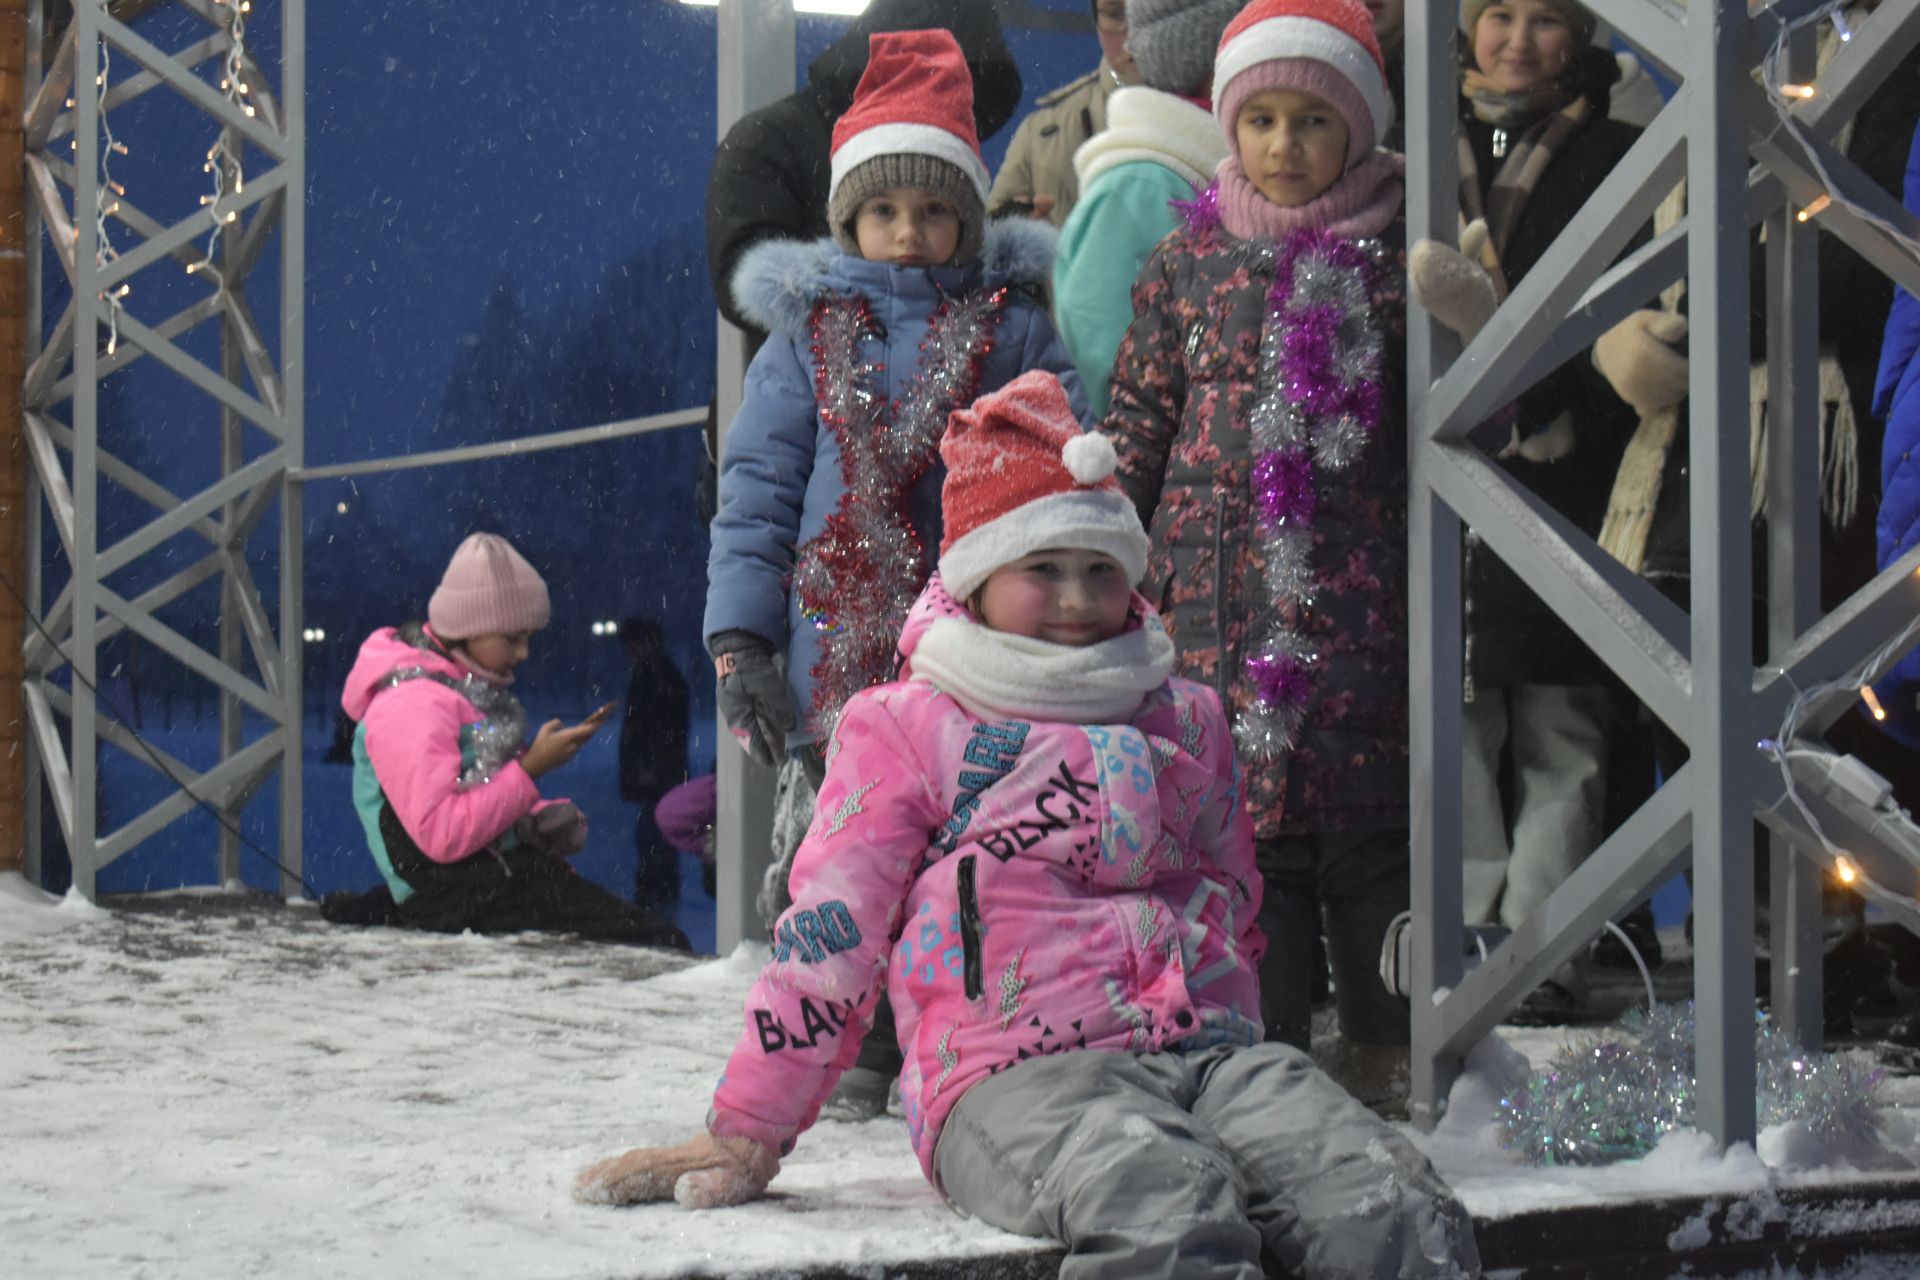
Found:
[938,488,1150,603]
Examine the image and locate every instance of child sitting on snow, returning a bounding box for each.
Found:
[338,532,687,949]
[705,27,1083,1117]
[578,372,1479,1279]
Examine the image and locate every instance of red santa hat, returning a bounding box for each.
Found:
[937,371,1150,603]
[828,29,992,262]
[1213,0,1393,166]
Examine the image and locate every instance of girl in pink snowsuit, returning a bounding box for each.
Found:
[576,372,1478,1279]
[340,533,687,949]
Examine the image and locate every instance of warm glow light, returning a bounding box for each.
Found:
[1836,857,1857,885]
[1796,194,1832,222]
[676,0,871,12]
[1862,685,1888,722]
[1781,83,1816,100]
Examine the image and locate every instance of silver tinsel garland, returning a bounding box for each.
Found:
[1233,230,1387,761]
[1496,1001,1886,1166]
[792,287,1008,740]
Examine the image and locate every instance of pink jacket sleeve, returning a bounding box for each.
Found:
[361,682,540,864]
[1189,689,1265,968]
[708,691,941,1154]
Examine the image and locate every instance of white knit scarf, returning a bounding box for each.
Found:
[1074,86,1228,191]
[908,612,1177,724]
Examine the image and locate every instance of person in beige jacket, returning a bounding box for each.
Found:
[986,0,1140,226]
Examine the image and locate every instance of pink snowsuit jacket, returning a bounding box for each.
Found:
[341,626,540,884]
[709,579,1265,1187]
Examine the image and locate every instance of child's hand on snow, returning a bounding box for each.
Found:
[573,1134,780,1209]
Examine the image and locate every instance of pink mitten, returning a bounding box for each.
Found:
[573,1134,780,1209]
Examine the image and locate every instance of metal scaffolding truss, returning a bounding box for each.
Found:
[1407,0,1920,1146]
[20,0,305,897]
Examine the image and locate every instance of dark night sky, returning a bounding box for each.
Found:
[303,0,1091,464]
[48,1,1101,893]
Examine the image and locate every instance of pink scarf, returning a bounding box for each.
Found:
[1215,149,1405,241]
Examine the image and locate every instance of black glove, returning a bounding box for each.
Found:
[710,630,795,768]
[512,802,588,857]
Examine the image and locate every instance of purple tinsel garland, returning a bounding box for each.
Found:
[1234,216,1386,759]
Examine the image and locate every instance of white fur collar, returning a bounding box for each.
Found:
[907,612,1176,725]
[730,219,1059,340]
[1073,87,1229,191]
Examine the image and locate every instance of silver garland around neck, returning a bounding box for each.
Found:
[378,630,529,786]
[792,287,1008,742]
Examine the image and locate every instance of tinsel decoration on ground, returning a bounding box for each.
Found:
[793,287,1008,740]
[1496,1001,1886,1166]
[1230,219,1386,761]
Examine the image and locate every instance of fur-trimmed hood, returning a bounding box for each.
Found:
[730,218,1059,340]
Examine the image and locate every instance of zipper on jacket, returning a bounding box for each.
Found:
[1212,492,1231,711]
[957,854,984,1001]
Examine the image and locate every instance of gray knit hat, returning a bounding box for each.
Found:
[1125,0,1245,97]
[828,153,986,264]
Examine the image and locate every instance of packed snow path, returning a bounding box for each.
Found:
[8,875,1920,1279]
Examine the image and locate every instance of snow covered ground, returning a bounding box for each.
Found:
[5,872,1920,1280]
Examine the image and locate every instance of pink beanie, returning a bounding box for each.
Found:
[427,533,551,640]
[936,371,1149,603]
[1213,0,1393,167]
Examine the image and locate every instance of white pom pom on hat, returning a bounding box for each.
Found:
[1061,430,1118,485]
[936,370,1149,602]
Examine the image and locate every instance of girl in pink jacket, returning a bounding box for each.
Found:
[339,533,687,949]
[576,374,1477,1279]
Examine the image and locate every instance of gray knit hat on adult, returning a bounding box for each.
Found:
[1125,0,1246,97]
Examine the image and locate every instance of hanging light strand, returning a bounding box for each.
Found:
[1762,2,1920,262]
[93,27,129,356]
[191,0,253,283]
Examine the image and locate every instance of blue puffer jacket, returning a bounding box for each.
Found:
[1871,121,1920,750]
[705,219,1087,753]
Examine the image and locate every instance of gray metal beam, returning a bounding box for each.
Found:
[1798,0,1920,141]
[1405,0,1467,1129]
[1425,443,1693,732]
[1687,0,1759,1151]
[1761,21,1824,1049]
[23,1,305,902]
[712,0,794,955]
[1405,0,1920,1149]
[1433,764,1696,1059]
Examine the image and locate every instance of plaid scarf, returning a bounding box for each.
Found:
[1456,77,1592,298]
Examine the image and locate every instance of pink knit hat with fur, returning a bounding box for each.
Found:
[1213,0,1392,166]
[936,371,1149,603]
[428,533,551,640]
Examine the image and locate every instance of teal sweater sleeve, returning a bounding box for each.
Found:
[1052,161,1194,418]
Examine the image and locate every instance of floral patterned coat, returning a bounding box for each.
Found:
[1105,217,1410,839]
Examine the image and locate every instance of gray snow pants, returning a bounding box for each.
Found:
[933,1043,1480,1280]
